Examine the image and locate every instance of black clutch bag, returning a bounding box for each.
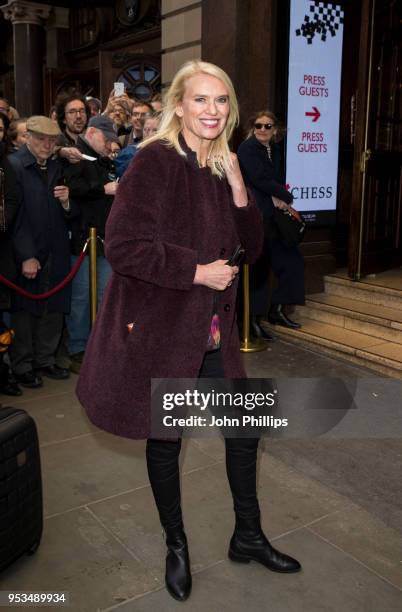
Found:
[272,208,306,247]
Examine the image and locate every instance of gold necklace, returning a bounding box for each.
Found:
[197,147,212,168]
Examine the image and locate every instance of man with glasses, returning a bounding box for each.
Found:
[55,94,90,164]
[121,100,153,147]
[115,100,153,177]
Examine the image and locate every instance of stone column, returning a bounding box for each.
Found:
[1,1,52,116]
[161,0,202,89]
[46,7,69,70]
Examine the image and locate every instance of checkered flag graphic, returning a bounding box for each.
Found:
[296,1,344,44]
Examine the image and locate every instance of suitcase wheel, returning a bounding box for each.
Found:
[27,540,41,556]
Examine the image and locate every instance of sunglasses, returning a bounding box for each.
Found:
[254,123,275,130]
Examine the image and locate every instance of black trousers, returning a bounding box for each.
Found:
[146,350,260,530]
[268,238,305,306]
[9,311,64,375]
[249,225,305,316]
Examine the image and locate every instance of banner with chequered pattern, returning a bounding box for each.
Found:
[296,1,345,44]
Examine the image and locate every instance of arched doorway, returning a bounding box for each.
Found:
[116,60,160,101]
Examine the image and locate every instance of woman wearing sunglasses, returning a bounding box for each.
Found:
[237,110,305,337]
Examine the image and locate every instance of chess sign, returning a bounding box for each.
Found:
[286,0,344,225]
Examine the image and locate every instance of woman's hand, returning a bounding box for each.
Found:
[225,153,248,208]
[193,259,239,290]
[272,196,290,210]
[272,197,302,222]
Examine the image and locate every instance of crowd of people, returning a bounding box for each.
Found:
[0,83,304,398]
[0,89,162,395]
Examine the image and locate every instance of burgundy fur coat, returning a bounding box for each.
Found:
[76,137,264,439]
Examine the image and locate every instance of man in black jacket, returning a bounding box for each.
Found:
[63,115,119,371]
[55,94,90,164]
[9,116,71,388]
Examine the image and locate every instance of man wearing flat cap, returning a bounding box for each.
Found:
[63,114,119,372]
[8,116,71,388]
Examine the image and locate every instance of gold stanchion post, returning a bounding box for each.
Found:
[89,227,97,327]
[240,264,267,353]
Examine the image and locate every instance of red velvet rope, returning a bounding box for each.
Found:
[0,247,87,300]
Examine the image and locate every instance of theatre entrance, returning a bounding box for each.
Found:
[347,0,402,280]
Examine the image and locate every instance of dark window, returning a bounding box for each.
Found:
[70,8,98,49]
[117,61,160,101]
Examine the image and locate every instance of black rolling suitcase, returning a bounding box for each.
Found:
[0,405,43,573]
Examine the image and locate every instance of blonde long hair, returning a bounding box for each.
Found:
[139,60,239,178]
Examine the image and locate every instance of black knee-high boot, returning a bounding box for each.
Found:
[225,437,301,573]
[146,438,192,601]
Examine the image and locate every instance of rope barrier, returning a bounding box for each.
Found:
[0,239,89,301]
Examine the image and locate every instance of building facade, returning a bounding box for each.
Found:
[0,0,401,290]
[0,0,161,115]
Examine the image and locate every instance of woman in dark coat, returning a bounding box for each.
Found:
[238,110,305,336]
[77,62,301,602]
[0,146,22,395]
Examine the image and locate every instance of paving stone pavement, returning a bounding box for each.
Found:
[1,339,401,612]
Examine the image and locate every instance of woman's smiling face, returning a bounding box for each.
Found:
[175,73,230,149]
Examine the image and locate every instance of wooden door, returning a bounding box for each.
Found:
[348,0,402,279]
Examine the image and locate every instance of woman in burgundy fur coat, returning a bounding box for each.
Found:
[77,60,301,601]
